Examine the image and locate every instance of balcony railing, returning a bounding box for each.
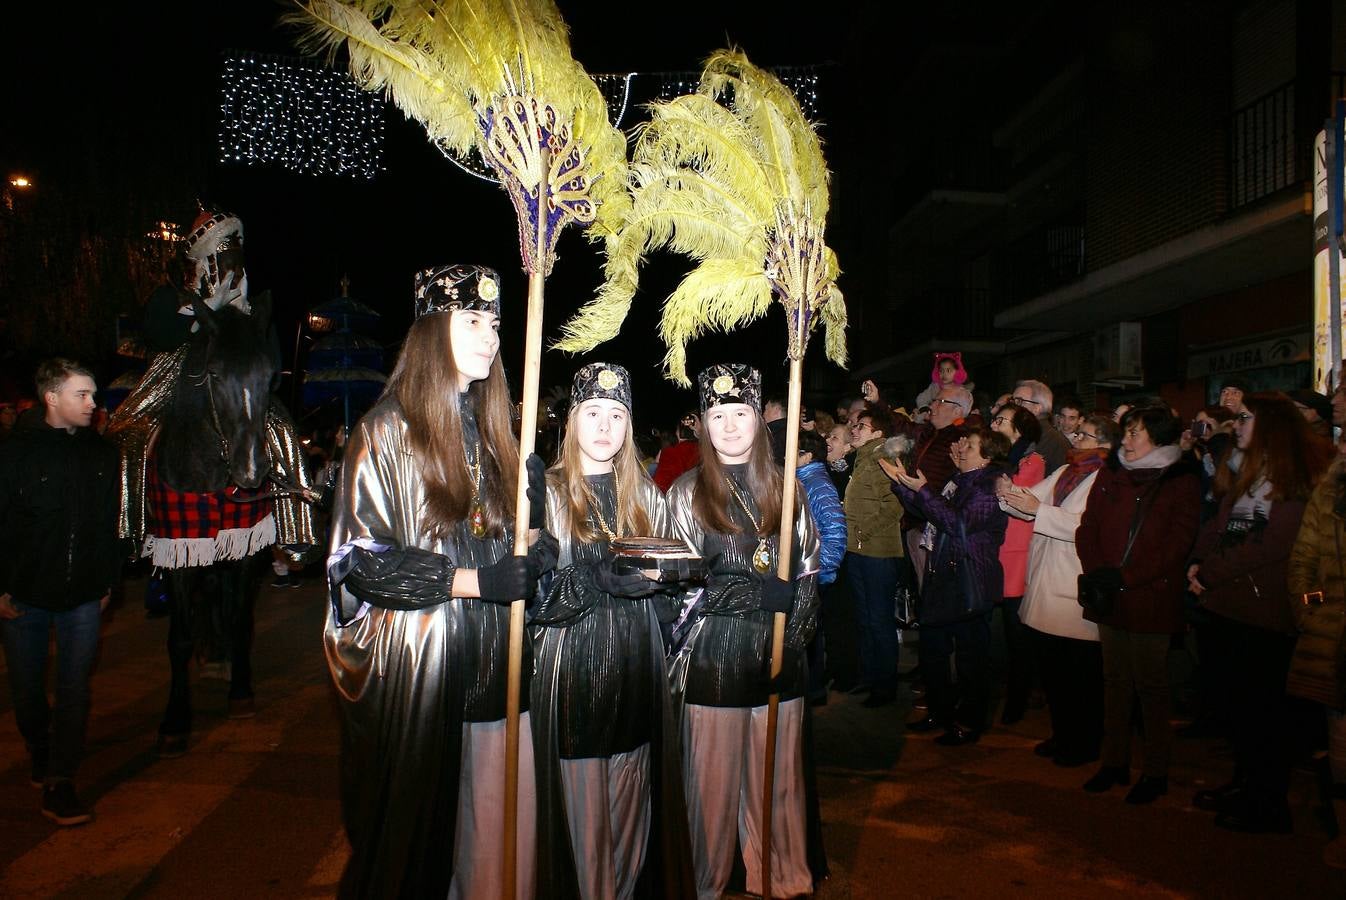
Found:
[1229,80,1300,209]
[1227,73,1346,211]
[1000,221,1086,306]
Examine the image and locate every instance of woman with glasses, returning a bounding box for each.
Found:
[1190,393,1331,834]
[989,404,1046,724]
[1075,406,1201,805]
[999,414,1118,767]
[883,426,1011,745]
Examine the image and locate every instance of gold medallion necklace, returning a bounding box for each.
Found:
[589,470,622,542]
[725,476,772,573]
[465,441,487,538]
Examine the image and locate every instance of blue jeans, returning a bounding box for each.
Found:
[1,600,102,780]
[846,553,900,694]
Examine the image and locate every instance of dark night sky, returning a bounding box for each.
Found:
[1,1,1023,426]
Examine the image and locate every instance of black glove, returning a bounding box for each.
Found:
[477,532,559,604]
[588,558,655,598]
[476,556,531,604]
[527,530,559,579]
[763,645,801,694]
[525,453,547,529]
[759,575,795,614]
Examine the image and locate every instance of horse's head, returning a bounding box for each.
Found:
[158,295,277,492]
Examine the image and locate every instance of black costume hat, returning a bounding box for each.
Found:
[413,264,502,319]
[698,363,762,414]
[571,362,632,411]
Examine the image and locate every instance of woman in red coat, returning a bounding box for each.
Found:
[1076,405,1200,804]
[990,403,1046,723]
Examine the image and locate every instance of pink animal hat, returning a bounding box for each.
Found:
[930,351,968,385]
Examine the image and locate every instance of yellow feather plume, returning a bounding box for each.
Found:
[287,0,629,269]
[555,48,846,385]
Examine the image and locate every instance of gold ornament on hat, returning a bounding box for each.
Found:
[713,374,734,395]
[478,275,500,302]
[597,368,620,391]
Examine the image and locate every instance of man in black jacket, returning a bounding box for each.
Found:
[0,359,120,826]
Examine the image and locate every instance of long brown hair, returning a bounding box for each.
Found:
[553,403,653,542]
[382,313,519,540]
[1213,391,1332,503]
[692,410,782,536]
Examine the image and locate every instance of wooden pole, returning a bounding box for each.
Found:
[761,353,803,899]
[504,148,550,900]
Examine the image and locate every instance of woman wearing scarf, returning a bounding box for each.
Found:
[1075,405,1201,805]
[999,413,1117,767]
[989,403,1046,724]
[1188,393,1331,834]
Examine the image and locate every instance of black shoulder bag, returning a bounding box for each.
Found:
[1077,480,1160,617]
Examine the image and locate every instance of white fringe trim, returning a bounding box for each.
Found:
[143,514,277,569]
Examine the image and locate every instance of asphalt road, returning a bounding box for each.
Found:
[0,575,1339,898]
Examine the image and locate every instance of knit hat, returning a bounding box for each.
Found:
[930,351,968,385]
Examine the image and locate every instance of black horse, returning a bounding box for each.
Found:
[152,295,278,757]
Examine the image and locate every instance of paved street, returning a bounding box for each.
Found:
[1,575,1340,898]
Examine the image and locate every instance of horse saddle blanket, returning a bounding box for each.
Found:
[144,465,275,568]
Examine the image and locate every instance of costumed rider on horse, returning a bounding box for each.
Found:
[107,205,318,758]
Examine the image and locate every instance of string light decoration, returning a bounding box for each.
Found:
[654,65,823,121]
[219,53,385,180]
[219,53,825,181]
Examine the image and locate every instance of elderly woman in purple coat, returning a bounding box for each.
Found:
[882,425,1011,746]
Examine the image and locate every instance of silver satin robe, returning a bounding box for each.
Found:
[665,465,821,708]
[529,473,696,898]
[324,395,525,899]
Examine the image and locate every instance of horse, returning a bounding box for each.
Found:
[148,294,279,757]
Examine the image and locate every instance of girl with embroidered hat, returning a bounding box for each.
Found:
[528,361,695,898]
[665,362,826,899]
[324,264,556,898]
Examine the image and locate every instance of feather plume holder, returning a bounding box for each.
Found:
[479,76,599,276]
[765,204,830,361]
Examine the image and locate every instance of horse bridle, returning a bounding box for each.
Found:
[190,348,318,505]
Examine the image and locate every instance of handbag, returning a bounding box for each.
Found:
[921,517,989,627]
[1286,520,1346,708]
[1077,479,1159,617]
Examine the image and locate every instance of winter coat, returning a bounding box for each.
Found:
[844,437,905,558]
[0,414,120,610]
[897,423,961,532]
[1012,465,1101,642]
[897,466,1007,625]
[1076,458,1201,634]
[1288,466,1346,609]
[1191,488,1304,635]
[653,440,699,493]
[999,451,1045,598]
[798,460,846,584]
[1035,421,1071,475]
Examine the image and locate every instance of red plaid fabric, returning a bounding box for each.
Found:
[147,464,272,540]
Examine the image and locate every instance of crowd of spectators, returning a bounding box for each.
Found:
[635,353,1346,864]
[15,343,1346,866]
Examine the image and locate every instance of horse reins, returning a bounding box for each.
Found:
[189,341,318,506]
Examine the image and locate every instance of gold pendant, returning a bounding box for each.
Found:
[469,500,487,539]
[752,538,771,573]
